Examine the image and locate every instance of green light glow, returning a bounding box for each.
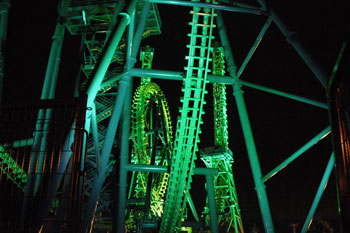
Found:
[160,3,216,232]
[130,82,173,218]
[0,145,27,191]
[201,45,244,233]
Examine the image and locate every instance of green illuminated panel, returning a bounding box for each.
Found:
[0,145,27,191]
[140,45,154,85]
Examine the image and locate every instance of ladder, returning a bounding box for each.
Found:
[160,1,217,232]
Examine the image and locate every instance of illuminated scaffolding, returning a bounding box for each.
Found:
[0,0,348,233]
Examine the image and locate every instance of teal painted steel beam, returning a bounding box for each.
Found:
[301,152,335,233]
[116,5,136,233]
[237,16,272,78]
[149,0,263,15]
[206,174,219,233]
[131,2,151,61]
[255,0,328,88]
[241,81,328,109]
[21,1,69,226]
[101,70,128,90]
[263,126,331,182]
[86,0,137,107]
[233,83,275,233]
[91,103,101,172]
[218,8,275,233]
[216,11,238,78]
[125,164,168,173]
[116,82,133,231]
[185,192,200,222]
[82,79,128,232]
[129,68,328,110]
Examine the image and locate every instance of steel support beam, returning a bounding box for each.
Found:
[118,68,328,109]
[237,16,272,78]
[255,0,328,88]
[206,173,219,233]
[217,9,275,233]
[91,103,101,172]
[263,126,331,182]
[301,152,335,233]
[86,0,137,107]
[241,81,328,109]
[115,4,137,232]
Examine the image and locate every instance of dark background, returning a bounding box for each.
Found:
[3,0,349,232]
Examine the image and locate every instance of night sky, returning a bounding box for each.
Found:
[3,0,349,232]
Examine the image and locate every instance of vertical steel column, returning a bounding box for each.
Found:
[82,84,128,232]
[116,75,133,232]
[233,83,275,233]
[80,2,137,232]
[131,1,151,60]
[301,152,335,233]
[206,174,219,233]
[255,0,328,88]
[115,4,137,232]
[0,0,10,102]
[217,11,275,233]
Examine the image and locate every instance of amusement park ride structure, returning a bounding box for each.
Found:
[0,0,349,233]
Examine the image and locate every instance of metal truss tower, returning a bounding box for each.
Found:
[0,0,349,233]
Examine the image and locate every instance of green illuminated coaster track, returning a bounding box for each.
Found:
[160,1,217,232]
[127,46,173,228]
[130,82,173,218]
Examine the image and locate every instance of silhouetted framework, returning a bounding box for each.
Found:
[328,31,350,233]
[0,97,87,233]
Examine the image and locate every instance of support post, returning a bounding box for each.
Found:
[217,10,275,233]
[115,5,136,231]
[237,16,272,78]
[263,126,331,182]
[82,79,128,232]
[233,82,275,233]
[86,0,137,107]
[300,152,335,233]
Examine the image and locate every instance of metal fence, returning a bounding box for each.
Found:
[0,97,87,233]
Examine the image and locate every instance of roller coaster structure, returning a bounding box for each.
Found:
[0,0,349,232]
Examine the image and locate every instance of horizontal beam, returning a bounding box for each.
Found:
[124,163,218,175]
[125,164,168,173]
[102,69,327,110]
[241,80,328,109]
[148,0,263,15]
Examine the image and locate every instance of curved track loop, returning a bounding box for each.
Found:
[130,82,173,218]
